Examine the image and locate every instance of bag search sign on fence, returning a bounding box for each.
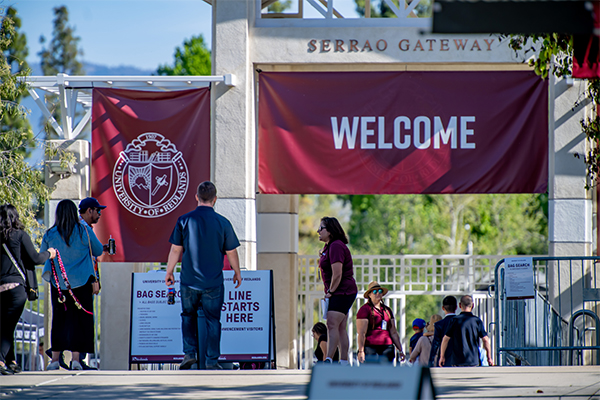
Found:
[504,257,534,300]
[129,270,274,366]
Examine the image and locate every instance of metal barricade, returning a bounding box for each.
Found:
[14,266,44,371]
[494,256,600,366]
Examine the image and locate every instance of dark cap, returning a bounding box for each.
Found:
[79,197,107,212]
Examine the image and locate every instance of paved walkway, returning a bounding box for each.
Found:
[1,366,599,399]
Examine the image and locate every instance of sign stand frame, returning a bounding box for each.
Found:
[128,270,276,370]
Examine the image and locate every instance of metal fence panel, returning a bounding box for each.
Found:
[14,266,45,371]
[298,254,504,369]
[494,257,600,366]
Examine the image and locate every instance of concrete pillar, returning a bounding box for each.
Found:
[548,76,593,319]
[44,139,90,230]
[99,263,147,370]
[44,139,90,210]
[257,194,299,369]
[212,0,257,271]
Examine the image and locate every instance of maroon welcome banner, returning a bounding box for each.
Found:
[258,71,548,194]
[91,88,210,262]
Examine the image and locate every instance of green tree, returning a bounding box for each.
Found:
[1,13,51,240]
[354,0,432,18]
[4,7,28,73]
[468,194,547,255]
[267,0,292,13]
[341,194,547,256]
[340,192,547,338]
[38,6,83,76]
[38,5,84,138]
[1,6,33,158]
[157,35,211,76]
[298,194,350,255]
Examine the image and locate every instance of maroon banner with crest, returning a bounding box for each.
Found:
[258,71,548,194]
[92,88,210,262]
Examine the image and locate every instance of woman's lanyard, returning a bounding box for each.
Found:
[371,304,389,331]
[51,250,93,315]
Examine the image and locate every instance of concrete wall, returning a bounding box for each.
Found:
[252,27,520,64]
[99,263,145,370]
[548,76,593,258]
[257,194,299,368]
[548,76,594,319]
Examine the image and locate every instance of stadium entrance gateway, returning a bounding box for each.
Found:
[30,0,593,369]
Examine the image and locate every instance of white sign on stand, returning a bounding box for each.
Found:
[130,271,182,363]
[307,364,435,400]
[129,270,274,367]
[220,270,273,361]
[505,257,535,300]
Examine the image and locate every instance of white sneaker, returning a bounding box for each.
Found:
[70,360,83,370]
[47,361,60,370]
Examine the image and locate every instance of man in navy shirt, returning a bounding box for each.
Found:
[429,295,457,367]
[439,295,493,367]
[165,181,242,370]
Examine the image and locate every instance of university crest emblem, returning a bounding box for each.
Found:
[113,132,189,218]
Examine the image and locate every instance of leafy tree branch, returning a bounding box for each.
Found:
[1,11,67,244]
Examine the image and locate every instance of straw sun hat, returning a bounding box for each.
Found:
[363,281,389,298]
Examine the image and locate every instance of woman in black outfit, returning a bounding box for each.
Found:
[312,322,339,363]
[0,204,56,374]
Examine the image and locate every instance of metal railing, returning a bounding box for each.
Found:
[24,256,597,370]
[494,257,600,366]
[297,254,506,369]
[14,266,45,371]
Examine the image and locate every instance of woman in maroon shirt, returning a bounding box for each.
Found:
[318,217,357,364]
[356,281,405,363]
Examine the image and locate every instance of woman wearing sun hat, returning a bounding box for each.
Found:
[356,281,405,363]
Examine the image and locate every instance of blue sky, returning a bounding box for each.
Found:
[8,0,360,72]
[10,0,214,71]
[9,0,361,163]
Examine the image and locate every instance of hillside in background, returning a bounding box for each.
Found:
[30,62,154,76]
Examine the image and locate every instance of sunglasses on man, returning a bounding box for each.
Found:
[372,289,384,294]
